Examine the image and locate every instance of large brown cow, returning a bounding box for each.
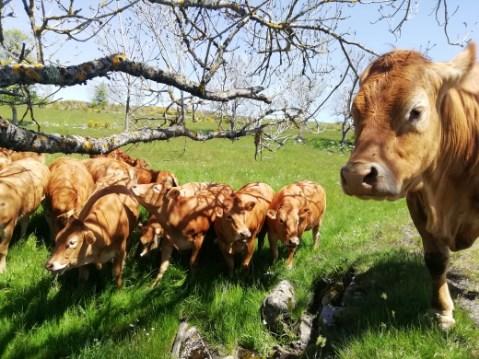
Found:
[0,159,50,272]
[44,158,95,240]
[340,43,479,329]
[214,182,273,273]
[45,186,139,288]
[266,181,326,268]
[129,182,232,286]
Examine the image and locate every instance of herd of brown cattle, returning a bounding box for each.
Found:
[1,44,477,330]
[0,148,326,288]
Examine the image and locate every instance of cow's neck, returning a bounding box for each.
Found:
[418,87,479,249]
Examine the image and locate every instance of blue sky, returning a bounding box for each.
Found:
[4,1,479,107]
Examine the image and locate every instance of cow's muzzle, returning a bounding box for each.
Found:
[340,161,400,199]
[45,260,68,274]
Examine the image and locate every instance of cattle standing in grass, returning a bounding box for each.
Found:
[83,157,136,187]
[266,181,326,268]
[0,159,50,272]
[214,182,273,273]
[44,158,95,241]
[0,147,45,170]
[340,43,479,329]
[129,182,232,286]
[45,187,139,288]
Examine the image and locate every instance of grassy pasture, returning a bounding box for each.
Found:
[0,106,478,358]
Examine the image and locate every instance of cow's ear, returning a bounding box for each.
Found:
[266,209,276,220]
[84,231,96,245]
[245,201,256,211]
[167,188,181,199]
[435,42,476,87]
[299,207,310,217]
[215,206,224,218]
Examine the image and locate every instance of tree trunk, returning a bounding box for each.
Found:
[124,91,131,132]
[10,105,18,125]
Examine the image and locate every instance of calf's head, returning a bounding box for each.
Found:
[341,43,476,200]
[139,221,162,257]
[45,218,96,273]
[267,205,310,247]
[216,197,254,242]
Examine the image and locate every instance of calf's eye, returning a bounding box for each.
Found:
[408,108,421,122]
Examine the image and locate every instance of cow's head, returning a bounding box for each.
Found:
[139,221,163,257]
[267,205,310,247]
[216,196,254,243]
[155,171,179,188]
[45,218,96,273]
[341,43,477,200]
[130,183,167,212]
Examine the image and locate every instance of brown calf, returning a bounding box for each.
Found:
[214,182,273,273]
[45,186,139,288]
[266,181,326,268]
[130,182,232,286]
[0,159,50,272]
[44,157,95,240]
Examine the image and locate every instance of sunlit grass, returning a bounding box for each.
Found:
[0,105,477,358]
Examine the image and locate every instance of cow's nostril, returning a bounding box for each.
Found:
[363,165,378,186]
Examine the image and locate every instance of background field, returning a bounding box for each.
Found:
[0,106,478,358]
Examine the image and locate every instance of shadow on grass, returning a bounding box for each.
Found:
[0,227,280,359]
[305,250,437,357]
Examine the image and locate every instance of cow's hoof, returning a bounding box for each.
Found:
[431,310,456,331]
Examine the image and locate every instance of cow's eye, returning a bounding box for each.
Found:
[227,215,233,221]
[408,108,422,122]
[279,218,285,224]
[67,239,77,248]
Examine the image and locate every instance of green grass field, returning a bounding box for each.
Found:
[0,106,478,358]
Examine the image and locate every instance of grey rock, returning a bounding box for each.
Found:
[261,280,296,332]
[172,321,213,359]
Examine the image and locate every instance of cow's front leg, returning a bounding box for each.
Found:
[152,241,173,287]
[190,234,205,269]
[241,237,256,271]
[312,224,320,250]
[407,193,454,330]
[113,249,127,289]
[218,240,235,275]
[423,239,454,330]
[0,224,15,273]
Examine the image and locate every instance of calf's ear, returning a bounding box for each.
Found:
[167,188,181,199]
[84,231,96,245]
[434,42,476,88]
[266,209,276,220]
[215,207,224,218]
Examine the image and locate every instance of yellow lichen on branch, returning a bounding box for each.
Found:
[112,53,127,67]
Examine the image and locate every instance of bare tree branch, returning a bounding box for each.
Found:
[0,54,271,103]
[0,116,270,154]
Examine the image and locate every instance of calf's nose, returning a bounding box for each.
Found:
[239,229,251,241]
[45,261,53,271]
